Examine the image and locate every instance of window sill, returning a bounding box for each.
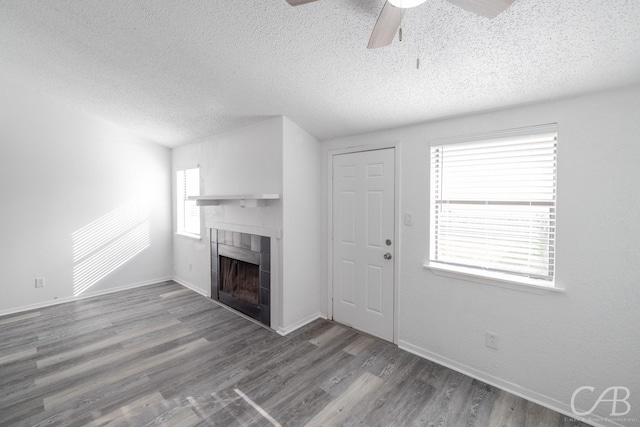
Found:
[423,263,565,294]
[175,231,202,241]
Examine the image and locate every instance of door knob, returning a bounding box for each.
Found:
[384,253,392,260]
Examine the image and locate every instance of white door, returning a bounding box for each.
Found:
[332,148,395,341]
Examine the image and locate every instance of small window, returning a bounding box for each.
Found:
[428,126,557,287]
[176,167,200,237]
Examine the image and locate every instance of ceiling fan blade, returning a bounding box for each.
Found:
[368,1,406,49]
[447,0,514,18]
[286,0,319,5]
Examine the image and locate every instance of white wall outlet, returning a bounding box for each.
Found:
[403,212,414,226]
[486,331,498,349]
[35,277,45,288]
[189,263,192,271]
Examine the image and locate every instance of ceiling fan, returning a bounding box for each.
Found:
[286,0,514,48]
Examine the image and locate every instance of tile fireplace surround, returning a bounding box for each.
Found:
[210,228,271,327]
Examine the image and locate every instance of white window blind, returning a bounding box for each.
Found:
[177,167,200,236]
[429,129,557,285]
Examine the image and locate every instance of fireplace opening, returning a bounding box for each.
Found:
[211,229,271,327]
[219,256,259,307]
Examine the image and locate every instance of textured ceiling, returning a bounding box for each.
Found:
[1,0,639,147]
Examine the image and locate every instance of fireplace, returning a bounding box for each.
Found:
[219,256,259,307]
[211,229,270,326]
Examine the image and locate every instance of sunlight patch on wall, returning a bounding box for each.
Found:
[72,202,145,262]
[72,202,150,296]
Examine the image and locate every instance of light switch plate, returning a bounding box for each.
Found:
[403,212,414,226]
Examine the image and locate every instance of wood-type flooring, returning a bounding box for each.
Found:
[0,281,589,426]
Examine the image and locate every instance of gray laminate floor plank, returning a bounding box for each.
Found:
[354,356,436,426]
[0,281,590,427]
[18,373,153,427]
[262,348,355,418]
[0,311,41,327]
[0,348,37,367]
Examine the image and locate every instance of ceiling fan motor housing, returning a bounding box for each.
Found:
[388,0,428,8]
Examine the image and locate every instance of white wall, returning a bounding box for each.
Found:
[320,85,640,427]
[171,117,284,298]
[281,117,322,330]
[0,78,172,314]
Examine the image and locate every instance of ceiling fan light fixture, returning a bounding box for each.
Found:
[388,0,427,8]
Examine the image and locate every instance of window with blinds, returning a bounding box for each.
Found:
[429,127,557,286]
[177,167,200,237]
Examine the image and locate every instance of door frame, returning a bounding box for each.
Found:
[327,141,401,344]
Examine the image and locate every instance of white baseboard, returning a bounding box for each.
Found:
[276,312,326,336]
[398,340,615,427]
[0,277,173,318]
[172,276,209,297]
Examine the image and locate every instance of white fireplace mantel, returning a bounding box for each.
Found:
[190,194,280,208]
